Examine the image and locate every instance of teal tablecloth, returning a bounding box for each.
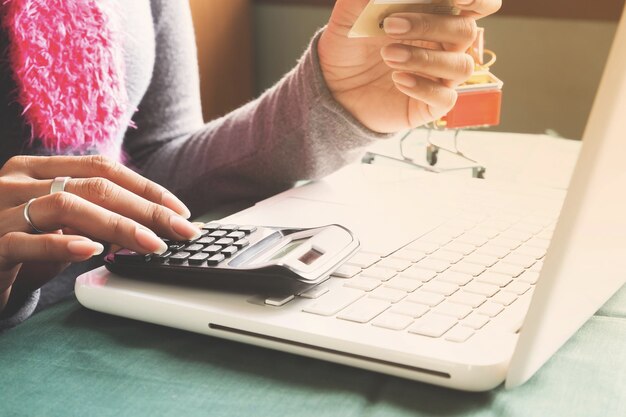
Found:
[1,284,624,417]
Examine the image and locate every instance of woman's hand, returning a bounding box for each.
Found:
[0,155,201,313]
[318,0,502,133]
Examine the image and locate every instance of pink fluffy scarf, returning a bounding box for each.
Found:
[1,0,128,157]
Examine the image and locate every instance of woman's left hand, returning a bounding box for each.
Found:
[318,0,501,133]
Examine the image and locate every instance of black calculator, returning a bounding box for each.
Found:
[105,222,360,290]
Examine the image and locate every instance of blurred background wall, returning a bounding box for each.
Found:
[190,1,621,140]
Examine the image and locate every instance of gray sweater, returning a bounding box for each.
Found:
[0,0,389,329]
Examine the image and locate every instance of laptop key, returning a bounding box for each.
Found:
[369,287,407,303]
[372,312,414,330]
[434,301,472,320]
[265,294,295,307]
[463,282,499,297]
[478,302,504,317]
[391,301,429,318]
[462,313,490,330]
[429,250,464,264]
[416,258,450,273]
[447,291,486,308]
[406,241,439,254]
[504,281,532,295]
[445,326,475,343]
[344,277,381,292]
[346,252,380,269]
[518,271,540,285]
[408,313,457,338]
[407,291,445,307]
[385,277,422,293]
[337,298,390,323]
[491,291,518,306]
[421,281,458,296]
[299,286,329,299]
[331,264,361,279]
[490,262,525,278]
[436,271,473,286]
[360,266,397,282]
[451,261,485,276]
[476,271,512,287]
[377,258,412,272]
[392,248,426,262]
[399,267,437,282]
[302,288,364,316]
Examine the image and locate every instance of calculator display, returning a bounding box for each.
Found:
[298,248,324,265]
[269,239,306,261]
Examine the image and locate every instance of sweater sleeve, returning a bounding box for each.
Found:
[0,289,39,332]
[124,0,392,216]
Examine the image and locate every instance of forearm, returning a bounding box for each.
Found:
[135,30,392,215]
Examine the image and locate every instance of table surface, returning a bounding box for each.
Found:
[1,132,625,417]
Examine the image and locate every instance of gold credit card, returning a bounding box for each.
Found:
[349,0,460,38]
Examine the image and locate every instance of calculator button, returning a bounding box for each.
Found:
[196,237,216,245]
[238,225,257,234]
[168,252,191,264]
[202,245,223,255]
[219,224,239,232]
[209,230,228,238]
[221,246,239,257]
[215,238,235,246]
[188,252,210,265]
[233,239,249,249]
[202,222,221,231]
[114,249,151,264]
[152,251,172,263]
[207,254,226,266]
[226,231,246,240]
[184,243,204,252]
[167,242,186,250]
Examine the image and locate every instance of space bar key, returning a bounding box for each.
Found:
[302,288,364,316]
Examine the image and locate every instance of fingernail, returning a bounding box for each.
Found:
[162,192,191,219]
[68,241,105,257]
[170,216,202,240]
[381,44,411,63]
[384,17,411,35]
[456,0,474,5]
[392,72,417,88]
[135,228,168,254]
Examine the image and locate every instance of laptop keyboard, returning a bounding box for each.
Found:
[289,189,560,344]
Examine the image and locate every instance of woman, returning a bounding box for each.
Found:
[0,0,501,327]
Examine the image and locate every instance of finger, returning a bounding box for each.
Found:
[1,193,169,255]
[383,13,477,52]
[64,177,201,241]
[0,176,51,208]
[391,72,458,124]
[454,0,502,19]
[2,155,191,218]
[381,44,474,85]
[0,232,103,271]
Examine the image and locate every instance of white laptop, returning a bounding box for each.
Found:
[75,9,626,391]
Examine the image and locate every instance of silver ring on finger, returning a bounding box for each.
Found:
[50,176,71,194]
[23,198,46,234]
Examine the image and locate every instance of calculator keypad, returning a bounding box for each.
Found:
[114,223,258,268]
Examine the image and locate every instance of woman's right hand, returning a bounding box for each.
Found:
[0,155,202,313]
